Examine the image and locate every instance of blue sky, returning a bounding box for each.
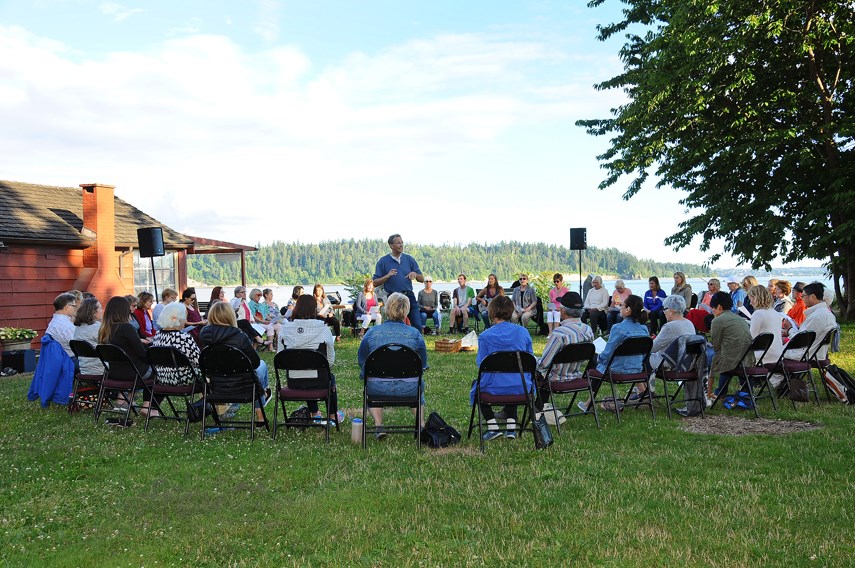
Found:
[0,1,803,267]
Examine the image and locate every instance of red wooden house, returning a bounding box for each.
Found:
[0,180,255,349]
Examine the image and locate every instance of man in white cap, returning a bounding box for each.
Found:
[726,276,746,313]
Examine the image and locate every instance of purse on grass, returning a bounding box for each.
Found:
[420,411,461,448]
[516,352,552,450]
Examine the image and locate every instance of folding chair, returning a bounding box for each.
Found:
[765,331,818,408]
[272,348,337,442]
[94,344,155,427]
[588,336,654,423]
[541,342,600,432]
[68,339,106,414]
[808,328,837,401]
[362,344,424,449]
[146,346,203,435]
[199,344,269,441]
[708,333,775,417]
[653,336,707,419]
[468,351,538,453]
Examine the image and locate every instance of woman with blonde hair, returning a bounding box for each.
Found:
[357,293,428,438]
[671,272,693,308]
[741,275,759,314]
[200,301,270,421]
[747,285,784,385]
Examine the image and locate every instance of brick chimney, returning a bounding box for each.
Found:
[73,183,128,300]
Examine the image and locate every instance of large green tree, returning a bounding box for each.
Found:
[577,0,855,318]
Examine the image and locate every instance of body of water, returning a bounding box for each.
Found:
[195,274,831,307]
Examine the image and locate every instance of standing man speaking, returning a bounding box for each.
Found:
[373,234,424,330]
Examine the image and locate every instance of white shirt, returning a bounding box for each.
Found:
[749,308,783,364]
[584,287,610,311]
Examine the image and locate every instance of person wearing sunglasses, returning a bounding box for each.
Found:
[511,274,537,328]
[546,273,569,334]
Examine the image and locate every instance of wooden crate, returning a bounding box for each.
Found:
[435,339,461,353]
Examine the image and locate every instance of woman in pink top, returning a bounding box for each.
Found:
[547,273,569,334]
[606,279,632,333]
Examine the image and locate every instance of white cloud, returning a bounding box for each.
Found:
[0,23,736,265]
[100,2,144,22]
[254,0,281,43]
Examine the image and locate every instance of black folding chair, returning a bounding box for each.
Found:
[94,344,155,427]
[468,351,538,452]
[199,344,269,441]
[272,348,337,442]
[146,346,203,435]
[541,342,600,432]
[362,344,424,449]
[588,336,654,423]
[653,336,707,419]
[765,331,818,408]
[808,328,837,402]
[709,333,775,417]
[69,339,106,414]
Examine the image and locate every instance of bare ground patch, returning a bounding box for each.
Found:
[680,415,821,436]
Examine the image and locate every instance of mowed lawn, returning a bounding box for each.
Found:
[2,325,855,567]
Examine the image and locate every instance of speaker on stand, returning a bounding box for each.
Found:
[137,227,165,301]
[570,228,587,295]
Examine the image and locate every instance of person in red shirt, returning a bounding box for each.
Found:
[788,281,807,326]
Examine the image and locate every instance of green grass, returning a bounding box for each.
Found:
[2,325,855,567]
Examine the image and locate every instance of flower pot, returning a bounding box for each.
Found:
[2,340,33,351]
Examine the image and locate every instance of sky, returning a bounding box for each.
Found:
[0,1,819,268]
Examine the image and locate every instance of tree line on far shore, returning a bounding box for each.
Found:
[186,239,709,285]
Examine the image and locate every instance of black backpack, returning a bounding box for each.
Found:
[419,412,461,448]
[823,365,855,404]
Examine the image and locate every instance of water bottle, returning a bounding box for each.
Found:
[351,417,363,444]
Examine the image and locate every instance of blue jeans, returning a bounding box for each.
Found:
[480,309,491,330]
[420,309,441,330]
[404,291,423,330]
[254,360,269,409]
[606,309,623,332]
[366,377,425,405]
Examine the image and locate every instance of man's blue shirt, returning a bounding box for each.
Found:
[374,253,421,294]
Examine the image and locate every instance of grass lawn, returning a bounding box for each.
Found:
[2,324,855,567]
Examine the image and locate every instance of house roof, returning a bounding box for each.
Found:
[0,180,253,252]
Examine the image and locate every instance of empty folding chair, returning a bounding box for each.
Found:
[199,344,269,441]
[468,351,538,452]
[69,339,106,414]
[272,348,337,442]
[541,342,600,432]
[362,344,424,449]
[146,346,204,435]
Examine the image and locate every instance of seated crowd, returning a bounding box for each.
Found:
[25,271,841,440]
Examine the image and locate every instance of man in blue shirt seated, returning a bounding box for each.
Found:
[372,234,424,330]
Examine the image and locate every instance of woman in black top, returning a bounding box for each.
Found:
[99,296,159,416]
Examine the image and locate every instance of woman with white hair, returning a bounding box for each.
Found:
[582,275,610,336]
[357,292,428,439]
[607,279,632,333]
[152,301,202,386]
[649,295,695,367]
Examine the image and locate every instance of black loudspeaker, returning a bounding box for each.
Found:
[137,227,165,258]
[570,228,587,251]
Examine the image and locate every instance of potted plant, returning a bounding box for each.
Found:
[0,327,38,351]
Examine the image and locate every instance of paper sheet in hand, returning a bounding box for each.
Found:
[593,337,607,354]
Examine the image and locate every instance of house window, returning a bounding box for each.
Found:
[134,251,177,295]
